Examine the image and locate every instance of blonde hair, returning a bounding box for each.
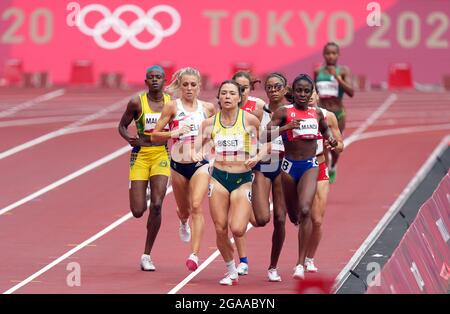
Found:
[165,67,202,97]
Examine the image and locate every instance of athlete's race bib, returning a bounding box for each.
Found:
[293,118,319,139]
[272,136,284,152]
[178,117,201,140]
[316,80,339,98]
[214,134,245,155]
[145,113,168,132]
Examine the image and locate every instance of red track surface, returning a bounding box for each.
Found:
[0,87,449,294]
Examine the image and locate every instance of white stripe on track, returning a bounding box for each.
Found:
[0,89,65,118]
[344,93,397,146]
[0,145,130,216]
[0,91,141,161]
[3,186,173,295]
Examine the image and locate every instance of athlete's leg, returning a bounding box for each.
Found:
[296,167,318,266]
[251,171,272,227]
[269,174,286,269]
[209,178,233,262]
[281,171,300,225]
[306,180,329,258]
[144,175,168,255]
[129,180,148,218]
[188,165,210,255]
[171,169,191,224]
[229,182,253,238]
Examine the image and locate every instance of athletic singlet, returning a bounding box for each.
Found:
[135,93,171,136]
[170,98,207,143]
[283,105,320,141]
[315,66,344,99]
[316,107,328,156]
[241,98,257,113]
[211,109,251,156]
[261,106,284,153]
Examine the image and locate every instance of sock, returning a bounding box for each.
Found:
[226,260,237,275]
[305,257,314,264]
[239,257,248,264]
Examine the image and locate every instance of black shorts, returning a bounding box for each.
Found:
[170,160,209,180]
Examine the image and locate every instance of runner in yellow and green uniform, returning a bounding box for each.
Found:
[118,65,171,272]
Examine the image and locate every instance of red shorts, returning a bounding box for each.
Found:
[317,162,329,181]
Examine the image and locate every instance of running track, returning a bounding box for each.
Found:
[0,87,449,294]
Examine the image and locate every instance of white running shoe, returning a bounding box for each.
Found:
[140,254,155,271]
[179,220,191,242]
[305,258,318,273]
[219,272,239,286]
[237,262,249,276]
[293,264,305,279]
[268,268,282,282]
[186,253,199,271]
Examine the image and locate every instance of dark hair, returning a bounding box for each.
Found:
[323,42,340,54]
[292,73,314,90]
[216,80,244,108]
[232,71,261,91]
[284,86,294,103]
[264,72,287,87]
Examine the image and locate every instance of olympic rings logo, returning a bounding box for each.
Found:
[75,4,181,50]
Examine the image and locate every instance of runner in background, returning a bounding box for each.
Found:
[314,42,354,183]
[251,72,289,282]
[303,88,344,272]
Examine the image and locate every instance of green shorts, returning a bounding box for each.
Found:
[211,167,252,193]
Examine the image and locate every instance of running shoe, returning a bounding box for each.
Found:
[186,253,199,271]
[219,272,239,286]
[268,268,282,282]
[305,258,318,272]
[237,262,249,276]
[179,220,191,242]
[293,264,305,279]
[140,254,155,271]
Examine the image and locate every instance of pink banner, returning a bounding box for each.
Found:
[1,0,449,84]
[367,170,450,294]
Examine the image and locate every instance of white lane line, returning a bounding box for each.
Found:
[354,124,450,142]
[3,186,173,295]
[0,89,65,118]
[0,91,141,161]
[0,145,130,216]
[344,93,397,146]
[333,134,450,292]
[0,116,85,128]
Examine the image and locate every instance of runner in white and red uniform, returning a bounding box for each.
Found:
[264,74,337,280]
[152,67,216,272]
[302,90,344,272]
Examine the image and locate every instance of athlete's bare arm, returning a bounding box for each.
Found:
[151,100,189,142]
[193,117,214,162]
[325,112,344,152]
[337,65,354,97]
[118,97,144,147]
